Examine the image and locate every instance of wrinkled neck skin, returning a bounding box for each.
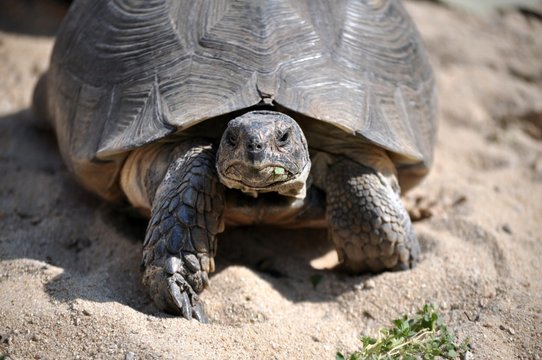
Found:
[216,110,311,199]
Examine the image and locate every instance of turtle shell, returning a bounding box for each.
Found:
[44,0,436,200]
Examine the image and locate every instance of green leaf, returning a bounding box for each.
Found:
[336,304,469,360]
[361,336,377,344]
[448,349,458,358]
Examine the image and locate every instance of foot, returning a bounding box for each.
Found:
[326,158,419,273]
[141,142,224,322]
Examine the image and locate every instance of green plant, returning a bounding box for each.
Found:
[337,304,469,360]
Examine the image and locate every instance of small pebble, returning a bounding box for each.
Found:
[82,309,91,316]
[499,324,515,335]
[353,284,363,291]
[363,279,375,290]
[125,351,135,360]
[501,224,512,234]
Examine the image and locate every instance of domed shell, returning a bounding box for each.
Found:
[44,0,436,200]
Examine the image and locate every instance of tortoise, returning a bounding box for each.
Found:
[34,0,437,322]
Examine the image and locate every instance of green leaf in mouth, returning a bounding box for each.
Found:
[274,167,285,175]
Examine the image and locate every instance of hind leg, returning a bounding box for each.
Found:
[325,158,419,273]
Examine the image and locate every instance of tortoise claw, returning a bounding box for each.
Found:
[168,278,193,320]
[143,255,210,322]
[192,302,208,323]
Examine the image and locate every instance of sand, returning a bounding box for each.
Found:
[0,1,541,359]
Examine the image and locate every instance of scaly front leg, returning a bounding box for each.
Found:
[141,141,224,322]
[326,158,419,273]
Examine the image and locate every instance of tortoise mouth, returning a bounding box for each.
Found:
[222,162,295,189]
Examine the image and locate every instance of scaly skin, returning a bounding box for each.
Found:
[141,141,224,322]
[325,158,419,273]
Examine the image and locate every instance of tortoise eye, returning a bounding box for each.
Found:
[227,132,238,147]
[277,130,290,145]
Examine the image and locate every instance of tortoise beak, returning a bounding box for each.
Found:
[223,163,293,189]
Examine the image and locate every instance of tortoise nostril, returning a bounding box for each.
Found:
[247,141,264,153]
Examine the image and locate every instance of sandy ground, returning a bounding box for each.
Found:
[1,1,542,359]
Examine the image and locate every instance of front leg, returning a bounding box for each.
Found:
[142,141,224,322]
[326,158,419,273]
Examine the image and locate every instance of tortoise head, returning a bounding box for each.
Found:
[216,110,311,199]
